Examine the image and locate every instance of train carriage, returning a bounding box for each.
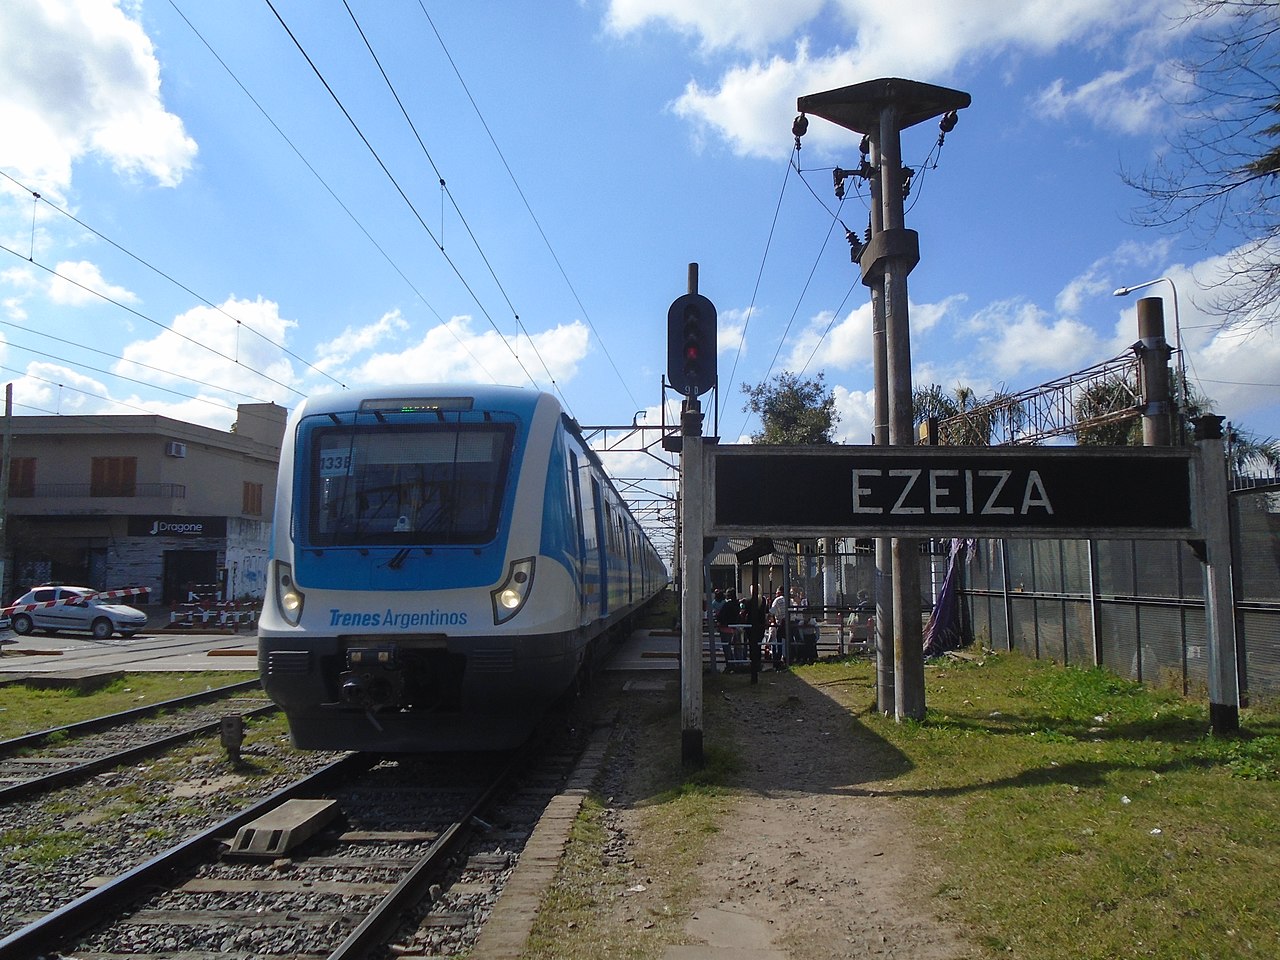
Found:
[258,385,666,751]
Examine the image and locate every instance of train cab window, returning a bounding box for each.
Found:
[305,421,515,547]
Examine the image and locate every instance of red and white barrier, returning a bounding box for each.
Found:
[2,586,151,617]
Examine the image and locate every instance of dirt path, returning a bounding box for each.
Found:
[599,670,977,960]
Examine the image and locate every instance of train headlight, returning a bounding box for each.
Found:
[491,557,535,625]
[274,561,305,626]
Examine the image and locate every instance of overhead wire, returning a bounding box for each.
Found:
[1,325,267,419]
[165,0,496,384]
[720,148,796,427]
[0,169,343,392]
[414,1,642,413]
[796,280,860,378]
[759,192,847,385]
[261,0,547,398]
[338,0,570,413]
[0,240,305,400]
[2,361,236,421]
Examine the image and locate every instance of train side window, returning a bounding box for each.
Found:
[568,451,586,560]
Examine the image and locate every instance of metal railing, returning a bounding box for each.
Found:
[12,483,188,499]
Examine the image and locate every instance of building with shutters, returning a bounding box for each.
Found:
[1,402,286,605]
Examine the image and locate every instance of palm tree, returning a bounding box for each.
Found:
[1226,424,1280,479]
[913,383,1023,445]
[1073,374,1142,446]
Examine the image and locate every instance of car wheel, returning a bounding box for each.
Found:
[11,613,33,635]
[91,618,114,640]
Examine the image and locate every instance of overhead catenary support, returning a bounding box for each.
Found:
[798,78,970,722]
[1194,415,1241,735]
[1135,297,1173,447]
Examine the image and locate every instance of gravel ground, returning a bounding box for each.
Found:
[568,668,978,960]
[0,722,343,938]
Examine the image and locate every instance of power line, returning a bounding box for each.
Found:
[0,241,304,400]
[415,1,641,413]
[721,149,796,427]
[0,169,345,393]
[338,0,570,413]
[0,325,269,420]
[166,0,497,384]
[261,0,548,398]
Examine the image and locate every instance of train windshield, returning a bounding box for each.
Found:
[306,422,515,547]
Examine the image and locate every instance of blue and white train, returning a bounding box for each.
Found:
[258,385,668,751]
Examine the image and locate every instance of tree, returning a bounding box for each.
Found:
[1226,423,1280,477]
[1073,375,1144,446]
[741,372,838,444]
[912,382,1023,445]
[1073,371,1280,477]
[1123,1,1280,324]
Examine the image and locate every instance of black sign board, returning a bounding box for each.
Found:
[709,445,1197,539]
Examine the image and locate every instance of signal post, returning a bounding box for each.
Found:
[668,265,717,767]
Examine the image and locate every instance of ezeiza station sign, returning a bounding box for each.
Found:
[708,445,1198,540]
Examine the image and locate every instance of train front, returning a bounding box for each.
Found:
[258,386,581,752]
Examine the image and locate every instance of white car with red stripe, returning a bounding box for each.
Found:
[6,585,149,639]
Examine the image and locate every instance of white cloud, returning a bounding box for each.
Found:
[313,310,410,374]
[605,0,824,52]
[782,300,873,373]
[717,306,749,357]
[1034,68,1170,136]
[12,361,112,415]
[341,315,592,391]
[830,384,875,444]
[116,296,300,404]
[970,297,1102,375]
[658,0,1183,159]
[48,259,138,306]
[0,0,197,192]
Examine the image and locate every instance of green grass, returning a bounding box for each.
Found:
[0,672,259,739]
[802,652,1280,960]
[525,683,735,960]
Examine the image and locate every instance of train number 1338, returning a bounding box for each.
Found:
[318,452,353,476]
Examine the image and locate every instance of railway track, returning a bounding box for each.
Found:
[0,680,275,803]
[0,720,603,959]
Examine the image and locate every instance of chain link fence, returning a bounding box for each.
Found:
[963,486,1280,701]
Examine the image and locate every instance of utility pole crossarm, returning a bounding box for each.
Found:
[797,78,971,135]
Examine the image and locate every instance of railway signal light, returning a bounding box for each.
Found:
[667,292,717,397]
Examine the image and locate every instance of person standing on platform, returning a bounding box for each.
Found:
[769,588,788,667]
[716,588,738,670]
[742,584,766,683]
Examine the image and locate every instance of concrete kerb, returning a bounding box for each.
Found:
[468,724,612,960]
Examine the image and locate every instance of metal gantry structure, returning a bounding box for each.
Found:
[936,350,1146,446]
[577,420,680,561]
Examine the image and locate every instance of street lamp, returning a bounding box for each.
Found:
[1113,277,1186,442]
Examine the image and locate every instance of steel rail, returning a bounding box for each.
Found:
[0,702,279,803]
[0,751,373,960]
[0,678,262,755]
[328,749,524,959]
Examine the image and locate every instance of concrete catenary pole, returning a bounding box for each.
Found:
[876,99,928,721]
[797,79,969,722]
[867,137,896,714]
[1194,414,1241,734]
[1136,297,1173,447]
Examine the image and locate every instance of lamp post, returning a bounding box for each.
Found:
[1113,277,1186,442]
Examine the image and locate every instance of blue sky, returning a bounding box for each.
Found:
[2,1,1278,548]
